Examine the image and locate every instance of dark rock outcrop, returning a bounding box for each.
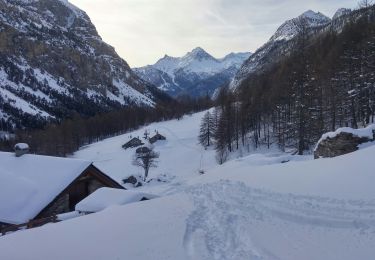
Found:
[122,175,143,187]
[314,129,375,159]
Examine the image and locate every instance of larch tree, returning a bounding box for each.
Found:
[199,111,215,147]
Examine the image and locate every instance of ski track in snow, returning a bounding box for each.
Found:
[183,181,375,260]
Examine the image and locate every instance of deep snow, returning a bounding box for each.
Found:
[0,111,374,260]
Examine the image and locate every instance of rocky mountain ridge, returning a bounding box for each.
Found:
[134,48,251,97]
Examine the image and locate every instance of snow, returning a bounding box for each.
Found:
[57,211,84,222]
[74,111,308,187]
[74,111,218,184]
[0,152,91,224]
[75,188,158,213]
[0,111,374,259]
[0,86,51,118]
[0,143,375,259]
[315,124,375,151]
[14,143,29,150]
[0,69,52,118]
[111,79,155,107]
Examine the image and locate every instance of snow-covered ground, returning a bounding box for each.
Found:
[0,111,374,260]
[73,110,308,194]
[73,111,218,187]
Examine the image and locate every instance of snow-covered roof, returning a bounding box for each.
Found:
[0,152,92,225]
[14,143,29,150]
[75,188,158,213]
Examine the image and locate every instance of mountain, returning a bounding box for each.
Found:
[0,0,169,130]
[134,48,251,98]
[229,10,331,90]
[215,6,375,155]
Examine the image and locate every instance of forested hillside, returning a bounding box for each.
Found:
[210,5,375,159]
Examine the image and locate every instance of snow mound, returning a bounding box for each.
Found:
[75,188,158,213]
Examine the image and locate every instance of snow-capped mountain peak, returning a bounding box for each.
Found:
[135,48,251,97]
[230,10,332,90]
[152,47,249,76]
[270,10,331,42]
[185,47,216,61]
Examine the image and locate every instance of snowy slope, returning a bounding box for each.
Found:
[134,48,251,97]
[73,110,305,187]
[74,111,219,185]
[0,115,374,259]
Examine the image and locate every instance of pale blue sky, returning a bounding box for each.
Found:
[70,0,359,67]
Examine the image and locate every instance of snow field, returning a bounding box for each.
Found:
[0,110,374,259]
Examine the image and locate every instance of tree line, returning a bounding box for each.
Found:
[0,96,212,156]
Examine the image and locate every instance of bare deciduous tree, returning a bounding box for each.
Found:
[132,146,159,181]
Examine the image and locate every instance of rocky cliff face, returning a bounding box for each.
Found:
[134,48,251,98]
[0,0,168,129]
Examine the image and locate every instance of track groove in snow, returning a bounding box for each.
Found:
[183,181,375,260]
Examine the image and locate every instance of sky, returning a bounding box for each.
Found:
[69,0,359,68]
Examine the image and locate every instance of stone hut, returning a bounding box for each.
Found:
[149,133,166,144]
[122,137,144,149]
[314,125,375,159]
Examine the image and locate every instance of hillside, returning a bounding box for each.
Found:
[134,48,251,98]
[210,6,375,157]
[0,0,169,130]
[0,110,374,259]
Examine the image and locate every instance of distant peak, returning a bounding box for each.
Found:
[299,10,330,21]
[270,10,330,42]
[191,47,206,54]
[301,10,316,17]
[185,47,215,61]
[188,47,210,57]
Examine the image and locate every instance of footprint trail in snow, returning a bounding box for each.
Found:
[183,180,375,260]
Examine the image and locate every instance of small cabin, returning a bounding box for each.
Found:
[122,137,144,149]
[149,133,166,144]
[0,150,123,232]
